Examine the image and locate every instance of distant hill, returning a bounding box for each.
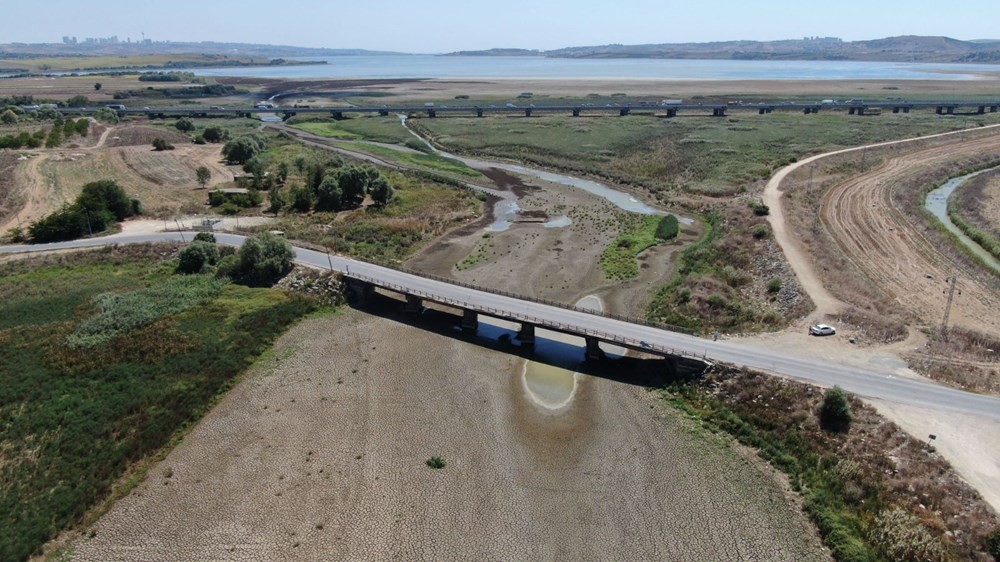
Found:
[448,36,1000,63]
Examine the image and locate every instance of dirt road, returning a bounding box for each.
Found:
[67,310,826,561]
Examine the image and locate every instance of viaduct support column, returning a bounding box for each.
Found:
[666,108,677,118]
[403,294,422,314]
[476,108,484,117]
[525,108,532,117]
[461,309,478,334]
[892,107,900,114]
[619,108,630,116]
[333,111,344,120]
[585,337,605,361]
[903,106,910,113]
[572,108,581,117]
[518,323,536,349]
[936,106,943,115]
[428,109,436,118]
[990,106,998,113]
[978,106,986,114]
[947,106,955,115]
[346,279,375,306]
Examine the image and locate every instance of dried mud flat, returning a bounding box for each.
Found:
[68,310,826,561]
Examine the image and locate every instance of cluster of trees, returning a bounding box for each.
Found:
[272,163,395,214]
[27,180,141,243]
[178,231,294,286]
[112,84,238,100]
[0,118,89,150]
[137,72,190,82]
[222,133,268,164]
[208,188,263,214]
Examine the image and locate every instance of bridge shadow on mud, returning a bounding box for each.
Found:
[349,292,704,389]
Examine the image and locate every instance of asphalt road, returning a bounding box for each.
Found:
[4,232,999,422]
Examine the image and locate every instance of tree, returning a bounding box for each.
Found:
[655,214,679,240]
[94,82,102,91]
[369,175,395,208]
[336,164,381,209]
[175,117,195,132]
[177,240,219,274]
[290,183,314,212]
[315,175,343,211]
[202,126,228,143]
[267,185,287,215]
[222,133,267,164]
[1,109,17,124]
[818,386,853,432]
[78,180,136,221]
[195,166,211,189]
[193,232,216,243]
[66,95,89,108]
[237,231,294,286]
[45,128,62,148]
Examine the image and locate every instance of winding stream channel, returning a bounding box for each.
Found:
[924,167,1000,272]
[397,115,693,231]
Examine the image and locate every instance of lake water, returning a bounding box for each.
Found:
[192,55,1000,81]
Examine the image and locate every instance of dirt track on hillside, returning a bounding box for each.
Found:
[66,309,826,561]
[818,134,1000,336]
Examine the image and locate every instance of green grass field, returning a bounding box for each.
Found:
[289,116,417,145]
[412,112,1000,195]
[341,141,481,177]
[600,214,663,280]
[0,246,317,561]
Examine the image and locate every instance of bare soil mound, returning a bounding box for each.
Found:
[105,126,190,148]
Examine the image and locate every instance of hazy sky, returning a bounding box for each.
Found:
[5,0,997,53]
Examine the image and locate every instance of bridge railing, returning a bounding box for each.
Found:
[344,268,707,362]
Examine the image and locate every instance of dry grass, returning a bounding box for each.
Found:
[906,327,1000,394]
[669,365,1000,561]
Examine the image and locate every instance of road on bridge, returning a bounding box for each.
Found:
[3,232,998,424]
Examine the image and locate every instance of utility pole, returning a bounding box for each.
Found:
[941,274,960,341]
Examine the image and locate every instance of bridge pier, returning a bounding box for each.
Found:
[585,337,605,361]
[572,108,581,117]
[711,107,726,117]
[461,309,478,333]
[518,323,536,349]
[403,294,423,314]
[903,106,910,113]
[332,111,344,120]
[378,109,390,117]
[978,105,986,114]
[475,108,484,117]
[892,107,900,114]
[346,279,375,306]
[524,108,532,117]
[619,108,630,116]
[427,109,436,118]
[665,108,677,118]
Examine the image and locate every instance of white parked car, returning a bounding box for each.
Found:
[809,324,837,336]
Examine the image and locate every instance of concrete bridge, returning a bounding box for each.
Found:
[56,98,1000,121]
[3,231,1000,422]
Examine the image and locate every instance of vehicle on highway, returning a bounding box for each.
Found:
[809,324,837,336]
[105,104,126,111]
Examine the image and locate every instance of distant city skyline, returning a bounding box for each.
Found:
[4,0,998,53]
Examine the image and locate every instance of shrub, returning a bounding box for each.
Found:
[152,138,174,151]
[987,526,1000,560]
[752,224,770,239]
[655,214,680,240]
[767,278,782,294]
[868,507,950,562]
[193,232,216,243]
[177,241,220,274]
[28,180,138,243]
[175,117,195,132]
[819,386,853,432]
[749,200,770,216]
[202,126,228,143]
[215,254,241,279]
[426,456,447,469]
